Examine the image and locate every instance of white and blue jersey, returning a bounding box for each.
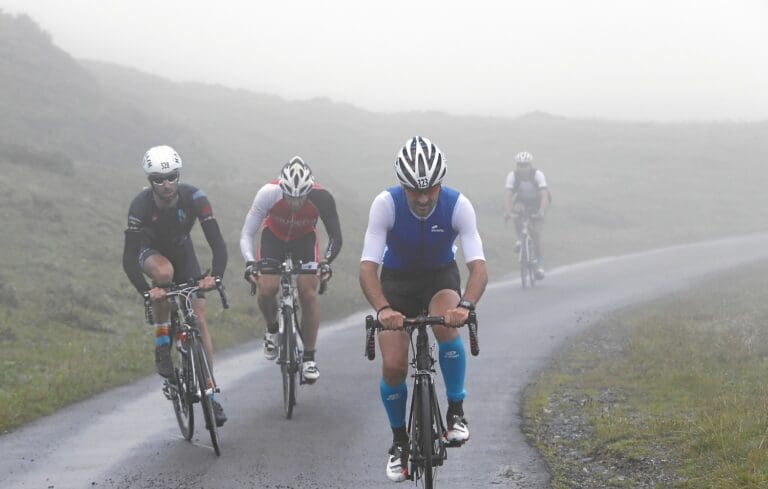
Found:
[361,185,485,272]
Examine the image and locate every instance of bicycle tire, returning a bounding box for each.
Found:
[520,242,529,289]
[281,306,297,419]
[527,236,537,288]
[419,378,435,488]
[195,342,221,456]
[171,347,194,440]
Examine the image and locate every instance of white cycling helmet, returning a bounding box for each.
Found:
[514,151,533,164]
[279,156,314,197]
[394,136,446,190]
[142,145,182,175]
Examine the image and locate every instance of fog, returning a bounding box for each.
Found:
[4,5,768,484]
[3,0,768,121]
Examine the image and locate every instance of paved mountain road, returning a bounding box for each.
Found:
[3,234,768,488]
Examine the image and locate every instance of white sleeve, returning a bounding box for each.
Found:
[452,194,485,263]
[239,184,282,262]
[504,171,516,190]
[535,170,548,188]
[360,191,395,264]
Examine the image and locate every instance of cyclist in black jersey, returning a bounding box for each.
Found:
[122,145,228,426]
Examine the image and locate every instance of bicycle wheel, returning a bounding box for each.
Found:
[171,347,194,440]
[281,306,297,419]
[194,342,221,456]
[418,378,435,488]
[520,243,529,289]
[527,237,537,288]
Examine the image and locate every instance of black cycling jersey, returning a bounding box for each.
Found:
[122,183,227,294]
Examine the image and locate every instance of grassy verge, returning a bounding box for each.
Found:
[524,260,768,488]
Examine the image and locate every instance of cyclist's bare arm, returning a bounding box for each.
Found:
[359,260,390,313]
[463,259,487,305]
[359,260,404,330]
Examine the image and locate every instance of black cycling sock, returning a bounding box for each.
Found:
[447,400,464,417]
[266,321,279,334]
[392,426,408,443]
[302,349,315,362]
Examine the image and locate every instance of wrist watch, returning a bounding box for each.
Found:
[457,299,475,311]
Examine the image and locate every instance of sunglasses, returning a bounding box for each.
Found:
[405,184,440,197]
[284,193,308,201]
[149,172,180,185]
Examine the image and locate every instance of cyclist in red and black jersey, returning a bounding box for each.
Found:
[240,156,342,383]
[122,145,228,426]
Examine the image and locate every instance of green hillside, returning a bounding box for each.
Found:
[0,11,767,430]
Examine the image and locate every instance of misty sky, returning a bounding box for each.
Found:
[4,0,767,121]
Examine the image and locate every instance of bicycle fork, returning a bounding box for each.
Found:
[277,304,304,376]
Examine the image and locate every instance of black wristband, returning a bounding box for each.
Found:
[457,299,475,311]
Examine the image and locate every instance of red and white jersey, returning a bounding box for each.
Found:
[239,180,342,263]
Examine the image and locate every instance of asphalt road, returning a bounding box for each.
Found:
[3,234,768,489]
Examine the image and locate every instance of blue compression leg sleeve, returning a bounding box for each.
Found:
[380,379,408,428]
[439,336,467,402]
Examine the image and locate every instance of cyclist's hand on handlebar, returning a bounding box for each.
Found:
[378,308,405,331]
[318,260,332,281]
[148,286,167,302]
[198,275,217,291]
[244,262,259,285]
[444,307,470,327]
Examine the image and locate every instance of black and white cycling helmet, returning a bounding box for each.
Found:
[279,156,314,197]
[514,151,533,164]
[142,145,183,175]
[394,136,446,190]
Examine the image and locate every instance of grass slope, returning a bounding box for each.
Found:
[524,260,768,488]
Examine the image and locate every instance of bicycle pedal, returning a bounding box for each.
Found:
[161,383,174,401]
[445,440,465,448]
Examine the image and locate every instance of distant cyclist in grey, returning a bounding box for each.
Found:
[504,151,551,279]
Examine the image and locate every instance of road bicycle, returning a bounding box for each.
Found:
[143,277,229,455]
[518,215,539,289]
[250,255,330,419]
[365,313,479,488]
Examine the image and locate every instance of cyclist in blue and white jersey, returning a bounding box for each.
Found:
[359,136,488,482]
